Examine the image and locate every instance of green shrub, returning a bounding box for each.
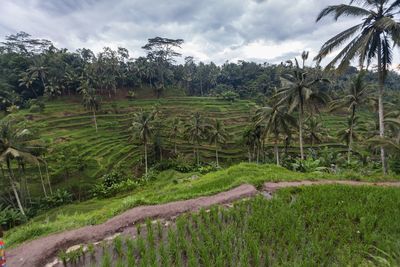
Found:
[0,204,26,230]
[91,171,139,198]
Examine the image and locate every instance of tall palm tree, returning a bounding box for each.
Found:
[129,110,156,175]
[330,72,372,162]
[255,104,297,165]
[276,59,329,160]
[337,116,363,157]
[184,112,210,165]
[27,59,48,94]
[79,80,100,132]
[0,118,43,216]
[315,0,400,174]
[209,119,228,167]
[169,117,182,154]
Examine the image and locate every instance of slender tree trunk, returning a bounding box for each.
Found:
[4,163,25,216]
[38,164,48,198]
[274,134,280,166]
[348,106,356,164]
[44,160,53,195]
[377,42,387,175]
[144,142,148,175]
[215,140,219,167]
[196,146,200,165]
[174,140,177,154]
[248,148,251,163]
[298,105,305,160]
[93,109,98,133]
[200,79,203,96]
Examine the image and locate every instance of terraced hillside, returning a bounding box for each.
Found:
[17,97,256,195]
[11,97,374,198]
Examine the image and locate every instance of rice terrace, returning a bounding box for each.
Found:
[1,0,400,266]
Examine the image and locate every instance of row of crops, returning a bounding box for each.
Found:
[56,185,400,266]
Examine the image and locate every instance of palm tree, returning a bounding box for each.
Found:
[315,0,400,174]
[337,116,363,157]
[276,59,329,160]
[169,117,182,154]
[330,72,372,162]
[184,112,210,165]
[129,110,156,175]
[304,116,326,147]
[255,104,297,165]
[0,118,43,216]
[27,59,48,94]
[209,119,228,167]
[79,80,100,132]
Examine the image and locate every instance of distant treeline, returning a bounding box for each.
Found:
[1,31,400,110]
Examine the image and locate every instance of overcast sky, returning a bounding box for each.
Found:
[0,0,395,66]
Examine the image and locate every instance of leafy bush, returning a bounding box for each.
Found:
[27,99,45,112]
[0,204,26,230]
[91,171,139,198]
[40,189,73,210]
[291,158,329,173]
[390,155,400,174]
[218,90,239,102]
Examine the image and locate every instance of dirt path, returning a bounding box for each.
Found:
[8,184,258,267]
[8,180,400,267]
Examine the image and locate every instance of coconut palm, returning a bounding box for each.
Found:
[337,116,363,156]
[304,116,326,147]
[129,110,156,175]
[0,118,44,216]
[78,80,100,132]
[209,119,228,167]
[184,112,210,165]
[330,72,373,162]
[315,0,400,174]
[169,117,182,154]
[255,104,297,165]
[276,59,329,160]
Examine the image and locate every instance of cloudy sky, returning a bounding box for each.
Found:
[0,0,384,65]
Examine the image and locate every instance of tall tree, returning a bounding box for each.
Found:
[315,0,400,174]
[184,112,210,165]
[330,72,372,162]
[169,117,182,155]
[142,37,184,98]
[276,59,329,160]
[255,104,296,165]
[209,119,228,167]
[79,79,100,132]
[0,118,43,216]
[129,110,156,175]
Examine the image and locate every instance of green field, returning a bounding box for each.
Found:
[5,163,399,248]
[59,185,400,266]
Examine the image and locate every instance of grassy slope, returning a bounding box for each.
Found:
[6,163,399,248]
[91,186,400,266]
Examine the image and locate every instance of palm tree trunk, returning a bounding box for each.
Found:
[200,79,203,96]
[93,109,98,133]
[144,142,148,175]
[38,164,48,197]
[4,163,25,216]
[44,160,53,195]
[298,107,305,160]
[174,140,177,154]
[215,140,219,167]
[248,148,251,163]
[274,134,280,166]
[377,42,387,175]
[348,106,356,164]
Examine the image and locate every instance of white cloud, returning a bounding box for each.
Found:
[0,0,399,67]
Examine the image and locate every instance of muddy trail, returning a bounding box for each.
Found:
[8,180,400,267]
